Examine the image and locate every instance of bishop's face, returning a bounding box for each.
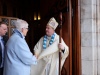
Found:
[45,25,55,37]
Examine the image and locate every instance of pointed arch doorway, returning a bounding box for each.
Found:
[28,0,81,75]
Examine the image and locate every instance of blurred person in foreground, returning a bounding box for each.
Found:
[3,19,37,75]
[31,17,69,75]
[0,22,8,75]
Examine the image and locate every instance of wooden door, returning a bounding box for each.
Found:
[26,0,81,75]
[19,0,81,74]
[71,0,81,75]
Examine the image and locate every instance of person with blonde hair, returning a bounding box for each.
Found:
[3,19,37,75]
[31,17,69,75]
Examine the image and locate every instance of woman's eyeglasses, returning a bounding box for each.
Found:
[25,28,29,30]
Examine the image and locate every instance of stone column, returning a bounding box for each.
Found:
[97,0,100,74]
[81,0,97,75]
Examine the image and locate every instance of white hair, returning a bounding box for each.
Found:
[13,19,28,31]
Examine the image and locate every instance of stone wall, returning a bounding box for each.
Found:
[81,0,98,75]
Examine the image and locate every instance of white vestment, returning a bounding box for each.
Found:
[30,33,69,75]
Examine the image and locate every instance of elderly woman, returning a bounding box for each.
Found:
[3,19,37,75]
[31,17,69,75]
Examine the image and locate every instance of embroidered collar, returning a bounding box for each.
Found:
[43,33,56,49]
